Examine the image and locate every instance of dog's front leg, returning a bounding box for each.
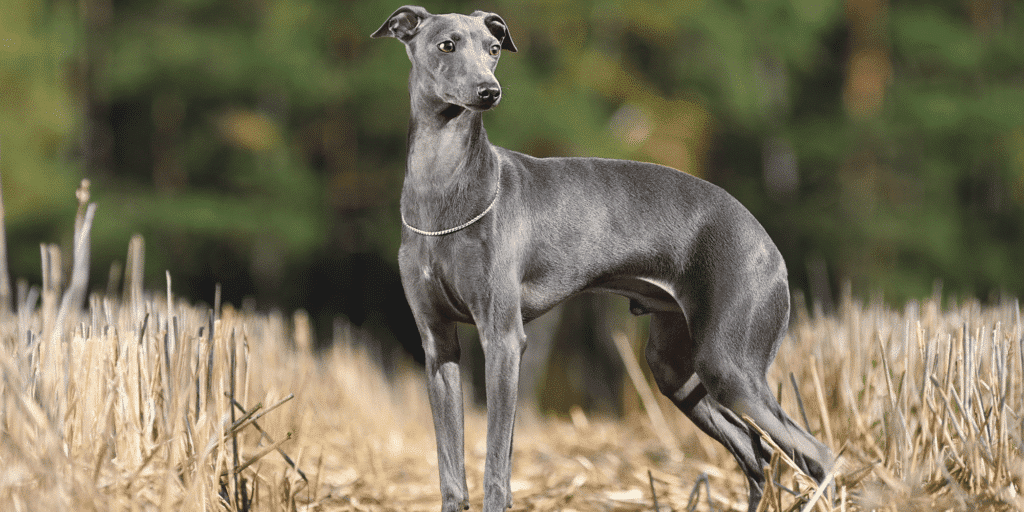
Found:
[480,314,527,511]
[422,321,469,512]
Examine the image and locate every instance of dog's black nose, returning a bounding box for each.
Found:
[478,86,501,102]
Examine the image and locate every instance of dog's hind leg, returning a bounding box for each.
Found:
[645,292,832,511]
[689,291,832,486]
[645,312,772,512]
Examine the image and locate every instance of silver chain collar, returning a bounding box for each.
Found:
[401,176,501,236]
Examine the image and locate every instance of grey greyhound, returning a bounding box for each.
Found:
[372,6,832,512]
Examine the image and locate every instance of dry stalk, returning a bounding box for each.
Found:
[611,330,682,461]
[0,140,9,314]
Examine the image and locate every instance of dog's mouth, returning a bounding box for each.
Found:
[440,100,498,120]
[458,101,498,114]
[468,96,500,111]
[440,104,466,120]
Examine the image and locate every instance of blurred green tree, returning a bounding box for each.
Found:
[2,0,1022,347]
[0,0,81,284]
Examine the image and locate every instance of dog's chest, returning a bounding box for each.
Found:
[400,237,489,320]
[403,241,454,286]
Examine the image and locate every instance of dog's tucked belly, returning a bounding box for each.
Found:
[589,276,682,313]
[520,275,681,322]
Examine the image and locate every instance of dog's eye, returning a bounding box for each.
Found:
[438,41,455,53]
[489,44,501,56]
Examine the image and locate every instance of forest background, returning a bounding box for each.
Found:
[2,0,1023,408]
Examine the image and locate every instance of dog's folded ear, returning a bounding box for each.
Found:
[371,5,432,42]
[473,11,518,52]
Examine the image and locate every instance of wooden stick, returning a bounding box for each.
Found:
[230,432,293,475]
[809,361,835,451]
[790,372,812,433]
[229,396,307,481]
[611,331,681,460]
[0,139,10,314]
[648,469,660,512]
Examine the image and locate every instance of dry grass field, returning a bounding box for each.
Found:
[0,191,1021,511]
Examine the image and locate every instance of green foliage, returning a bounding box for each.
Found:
[3,0,1023,312]
[0,0,81,277]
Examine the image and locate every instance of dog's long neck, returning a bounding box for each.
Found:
[402,92,500,232]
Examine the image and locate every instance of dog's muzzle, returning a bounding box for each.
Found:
[471,84,501,110]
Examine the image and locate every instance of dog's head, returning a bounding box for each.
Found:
[372,6,517,112]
